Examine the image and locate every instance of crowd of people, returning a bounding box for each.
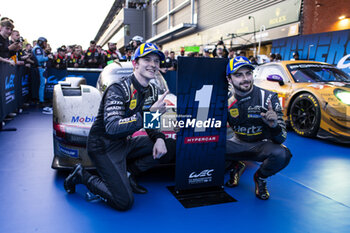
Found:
[1,16,292,76]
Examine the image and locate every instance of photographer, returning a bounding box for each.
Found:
[130,35,143,52]
[0,19,20,65]
[21,43,35,68]
[212,40,228,58]
[10,30,25,65]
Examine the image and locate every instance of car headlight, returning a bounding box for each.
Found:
[334,89,350,105]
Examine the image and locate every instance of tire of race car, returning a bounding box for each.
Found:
[289,93,321,137]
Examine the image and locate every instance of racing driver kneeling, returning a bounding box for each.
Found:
[225,56,292,200]
[64,43,176,211]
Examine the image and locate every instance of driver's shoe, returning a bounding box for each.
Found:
[254,172,270,200]
[129,175,148,194]
[64,164,84,194]
[225,161,246,187]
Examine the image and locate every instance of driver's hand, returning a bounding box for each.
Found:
[153,138,167,159]
[150,90,169,114]
[261,100,278,128]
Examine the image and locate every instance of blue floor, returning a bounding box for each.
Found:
[1,107,350,233]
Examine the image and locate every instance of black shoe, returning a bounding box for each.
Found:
[129,175,148,194]
[64,164,84,194]
[254,172,270,200]
[38,102,45,108]
[225,161,246,187]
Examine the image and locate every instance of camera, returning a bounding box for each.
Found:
[16,37,24,43]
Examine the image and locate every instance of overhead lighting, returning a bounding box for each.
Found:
[339,15,346,20]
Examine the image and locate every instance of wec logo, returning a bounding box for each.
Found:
[22,75,29,85]
[189,169,214,178]
[5,74,15,90]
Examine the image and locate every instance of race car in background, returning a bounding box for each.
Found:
[52,62,176,169]
[254,61,350,144]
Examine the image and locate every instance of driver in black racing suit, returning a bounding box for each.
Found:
[64,43,175,211]
[225,56,292,200]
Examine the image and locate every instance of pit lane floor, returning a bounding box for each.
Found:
[1,107,350,233]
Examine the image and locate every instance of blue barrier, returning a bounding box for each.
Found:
[46,68,176,98]
[0,64,176,122]
[0,63,31,123]
[45,68,102,99]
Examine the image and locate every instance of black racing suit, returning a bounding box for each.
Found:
[85,74,175,210]
[226,85,292,177]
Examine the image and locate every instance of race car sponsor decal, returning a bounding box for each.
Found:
[278,96,285,108]
[327,82,345,87]
[233,125,263,136]
[248,114,262,118]
[230,108,239,118]
[308,95,318,107]
[58,144,79,158]
[248,105,262,112]
[288,64,334,70]
[164,132,176,139]
[308,84,325,89]
[289,115,305,135]
[119,114,137,124]
[129,99,137,110]
[34,48,42,55]
[71,116,96,123]
[110,100,123,105]
[106,105,123,111]
[106,111,125,117]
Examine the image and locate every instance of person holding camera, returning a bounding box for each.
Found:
[212,40,228,58]
[0,19,20,65]
[20,43,35,68]
[9,30,26,65]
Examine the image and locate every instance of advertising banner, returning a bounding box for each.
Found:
[66,68,102,86]
[175,57,228,191]
[46,68,68,99]
[45,68,102,99]
[0,63,18,121]
[271,29,350,75]
[15,66,30,107]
